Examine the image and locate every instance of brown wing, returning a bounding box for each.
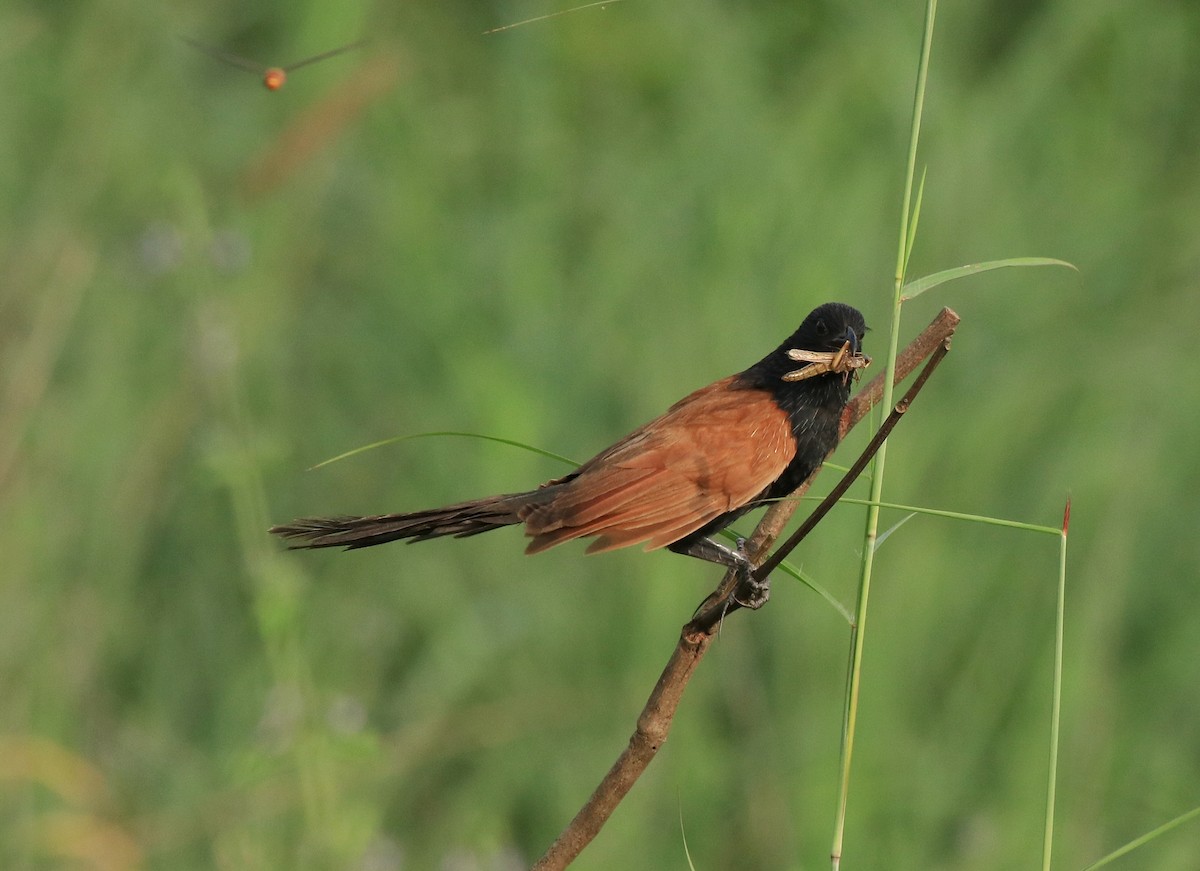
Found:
[522,376,796,554]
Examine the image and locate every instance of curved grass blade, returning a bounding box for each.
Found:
[900,257,1077,301]
[720,527,852,623]
[1081,804,1200,870]
[308,431,578,471]
[872,511,917,552]
[484,0,628,35]
[679,800,699,871]
[778,559,853,624]
[902,166,928,273]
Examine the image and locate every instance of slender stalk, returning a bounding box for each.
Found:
[1042,500,1070,870]
[831,2,937,867]
[828,498,1061,535]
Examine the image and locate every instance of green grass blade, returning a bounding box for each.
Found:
[720,528,853,623]
[484,0,628,35]
[900,257,1077,301]
[679,800,699,871]
[307,431,579,471]
[828,496,1061,536]
[778,560,854,624]
[781,491,1062,535]
[1041,498,1070,871]
[1081,804,1200,870]
[872,512,917,552]
[903,166,928,271]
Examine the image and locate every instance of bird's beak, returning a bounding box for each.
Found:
[843,327,861,355]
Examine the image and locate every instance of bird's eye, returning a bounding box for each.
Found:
[815,319,828,337]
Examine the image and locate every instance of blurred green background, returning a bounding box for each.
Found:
[3,0,1199,868]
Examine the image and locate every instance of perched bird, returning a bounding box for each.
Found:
[271,302,868,606]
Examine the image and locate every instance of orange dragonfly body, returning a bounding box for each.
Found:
[181,37,363,90]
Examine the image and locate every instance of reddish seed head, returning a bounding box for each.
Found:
[1062,497,1071,535]
[263,68,287,90]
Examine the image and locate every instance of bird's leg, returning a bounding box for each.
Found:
[669,536,770,610]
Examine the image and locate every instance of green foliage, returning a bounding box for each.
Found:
[3,1,1199,869]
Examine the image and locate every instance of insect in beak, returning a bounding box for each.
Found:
[782,345,872,383]
[829,340,849,372]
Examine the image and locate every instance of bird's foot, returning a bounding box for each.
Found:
[730,539,770,610]
[677,535,769,628]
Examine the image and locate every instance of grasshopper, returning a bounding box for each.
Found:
[782,341,872,383]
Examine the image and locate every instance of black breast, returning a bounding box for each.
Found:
[752,371,849,504]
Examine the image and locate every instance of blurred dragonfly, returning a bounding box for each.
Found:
[180,36,365,90]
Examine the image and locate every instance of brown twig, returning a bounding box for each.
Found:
[530,307,960,871]
[752,335,952,582]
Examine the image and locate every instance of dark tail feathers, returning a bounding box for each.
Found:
[270,490,549,550]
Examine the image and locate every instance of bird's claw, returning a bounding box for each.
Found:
[732,576,770,610]
[731,559,770,611]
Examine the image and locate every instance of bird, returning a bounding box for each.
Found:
[270,302,868,607]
